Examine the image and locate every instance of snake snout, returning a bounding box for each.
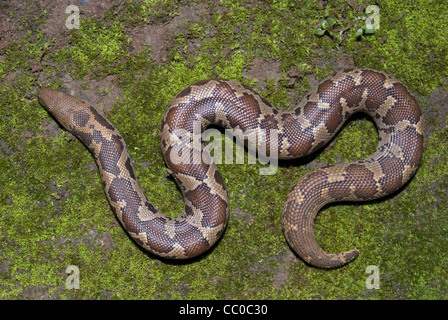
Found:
[38,87,59,110]
[38,87,90,132]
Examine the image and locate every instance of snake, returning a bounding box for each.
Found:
[38,68,424,268]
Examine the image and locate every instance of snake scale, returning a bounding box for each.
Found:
[38,69,424,268]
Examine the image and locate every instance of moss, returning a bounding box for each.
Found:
[107,0,180,25]
[1,0,447,300]
[55,18,132,79]
[342,0,448,96]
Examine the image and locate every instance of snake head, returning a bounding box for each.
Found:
[38,87,91,132]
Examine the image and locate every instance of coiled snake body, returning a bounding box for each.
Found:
[38,69,424,268]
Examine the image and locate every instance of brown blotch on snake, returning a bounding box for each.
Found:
[38,69,424,268]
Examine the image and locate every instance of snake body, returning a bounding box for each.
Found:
[38,69,424,268]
